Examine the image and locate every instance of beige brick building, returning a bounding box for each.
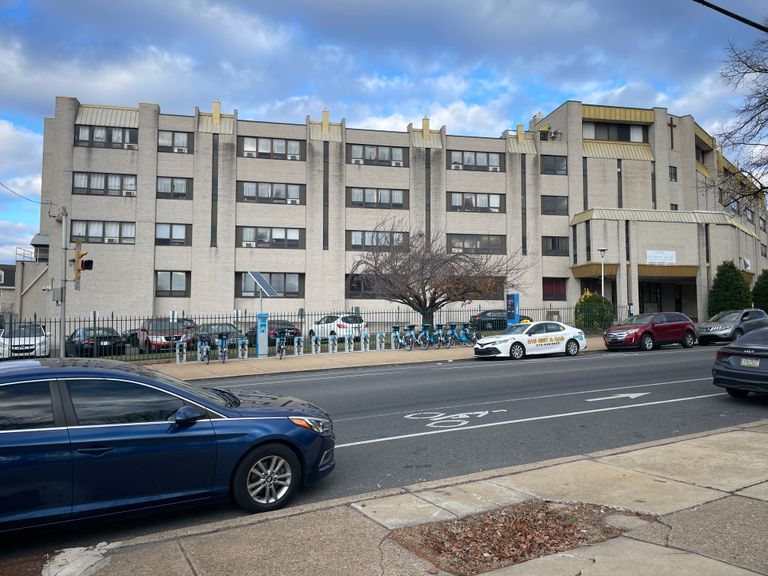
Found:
[13,97,766,322]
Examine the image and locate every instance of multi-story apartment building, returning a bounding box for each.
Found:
[13,96,766,322]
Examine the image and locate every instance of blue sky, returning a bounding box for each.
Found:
[0,0,765,263]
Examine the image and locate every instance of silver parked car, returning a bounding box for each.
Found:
[697,308,768,345]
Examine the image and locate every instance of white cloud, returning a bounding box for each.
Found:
[0,120,42,177]
[0,220,37,264]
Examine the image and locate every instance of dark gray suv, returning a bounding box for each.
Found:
[698,308,768,345]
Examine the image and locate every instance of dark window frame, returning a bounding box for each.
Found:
[446,233,506,255]
[348,144,409,167]
[75,125,138,149]
[156,177,193,200]
[541,155,568,175]
[239,137,305,161]
[669,166,678,182]
[237,181,305,205]
[236,226,305,249]
[154,223,192,247]
[73,172,137,197]
[346,230,410,251]
[541,195,568,216]
[155,270,191,297]
[543,277,568,301]
[157,130,194,154]
[446,149,505,172]
[70,220,136,245]
[447,192,505,213]
[237,271,304,298]
[542,236,570,257]
[347,187,409,209]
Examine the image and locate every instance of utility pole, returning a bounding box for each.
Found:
[57,207,68,359]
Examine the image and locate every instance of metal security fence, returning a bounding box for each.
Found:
[0,304,631,362]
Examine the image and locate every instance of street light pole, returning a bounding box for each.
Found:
[598,248,607,297]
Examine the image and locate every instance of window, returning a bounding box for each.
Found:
[345,274,387,299]
[541,155,567,175]
[75,125,138,149]
[347,187,408,209]
[446,234,506,255]
[238,181,304,204]
[670,203,679,211]
[762,244,767,258]
[730,198,739,214]
[582,122,647,143]
[73,172,136,197]
[155,270,190,297]
[447,150,503,172]
[572,226,578,265]
[541,196,568,215]
[746,208,754,223]
[347,230,408,251]
[71,220,135,244]
[669,166,678,182]
[0,270,4,284]
[157,177,193,200]
[348,144,408,166]
[0,382,54,431]
[447,192,505,213]
[66,380,184,425]
[238,272,303,298]
[240,137,303,160]
[155,223,191,246]
[542,236,569,256]
[543,278,567,301]
[158,131,194,153]
[695,147,707,164]
[238,227,304,249]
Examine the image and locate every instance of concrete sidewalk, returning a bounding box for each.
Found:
[43,338,768,576]
[52,421,768,576]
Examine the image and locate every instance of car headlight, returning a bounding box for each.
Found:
[494,338,512,345]
[289,416,333,436]
[149,335,164,342]
[626,328,640,335]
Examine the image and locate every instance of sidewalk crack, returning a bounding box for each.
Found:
[176,540,199,576]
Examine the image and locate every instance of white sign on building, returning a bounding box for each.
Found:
[646,250,677,264]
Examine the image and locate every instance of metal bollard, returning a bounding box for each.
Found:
[345,333,354,352]
[238,337,248,360]
[295,335,304,356]
[376,332,385,351]
[175,341,187,364]
[329,333,338,354]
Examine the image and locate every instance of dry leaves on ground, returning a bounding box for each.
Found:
[389,499,653,575]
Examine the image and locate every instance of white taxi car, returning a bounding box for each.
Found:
[474,321,587,359]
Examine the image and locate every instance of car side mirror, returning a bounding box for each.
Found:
[173,405,205,424]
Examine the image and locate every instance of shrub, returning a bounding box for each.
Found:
[574,289,614,333]
[752,270,768,313]
[708,260,752,318]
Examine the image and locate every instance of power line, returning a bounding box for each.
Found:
[690,0,768,34]
[0,181,50,206]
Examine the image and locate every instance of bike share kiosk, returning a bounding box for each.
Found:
[506,292,520,327]
[245,271,279,359]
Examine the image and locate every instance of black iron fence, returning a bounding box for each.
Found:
[0,304,630,362]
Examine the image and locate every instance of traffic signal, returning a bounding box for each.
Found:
[74,241,93,281]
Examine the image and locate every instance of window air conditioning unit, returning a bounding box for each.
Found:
[244,151,258,158]
[391,161,403,167]
[242,291,255,297]
[124,143,138,150]
[351,158,364,165]
[287,154,300,160]
[243,241,257,248]
[105,237,119,244]
[173,147,188,153]
[123,190,135,197]
[450,164,463,170]
[287,198,300,205]
[489,166,501,172]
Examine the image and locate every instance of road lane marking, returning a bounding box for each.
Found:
[333,377,711,422]
[335,393,725,448]
[586,392,650,402]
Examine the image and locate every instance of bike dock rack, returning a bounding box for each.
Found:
[344,333,354,352]
[376,332,385,351]
[295,335,304,356]
[175,341,187,364]
[328,333,338,353]
[237,337,248,360]
[196,341,210,362]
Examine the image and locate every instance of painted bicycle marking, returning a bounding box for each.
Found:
[404,409,508,428]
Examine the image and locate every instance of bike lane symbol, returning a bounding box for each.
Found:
[404,410,508,428]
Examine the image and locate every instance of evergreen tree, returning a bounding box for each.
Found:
[752,270,768,312]
[708,260,752,317]
[574,289,614,333]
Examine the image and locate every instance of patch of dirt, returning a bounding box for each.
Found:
[389,499,654,576]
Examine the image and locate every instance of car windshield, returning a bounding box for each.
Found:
[501,324,532,335]
[708,311,740,323]
[2,324,43,338]
[341,315,363,323]
[201,324,235,333]
[620,314,657,325]
[148,320,186,331]
[140,367,231,407]
[84,328,118,337]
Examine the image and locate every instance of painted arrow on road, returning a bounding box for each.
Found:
[585,392,650,402]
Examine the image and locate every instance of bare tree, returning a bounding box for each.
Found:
[349,219,530,324]
[718,32,768,205]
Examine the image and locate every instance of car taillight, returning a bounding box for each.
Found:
[83,340,94,345]
[337,323,348,329]
[716,350,733,360]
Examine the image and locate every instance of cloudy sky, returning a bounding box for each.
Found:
[0,0,765,263]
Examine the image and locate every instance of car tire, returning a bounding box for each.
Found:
[232,443,301,513]
[565,339,579,356]
[725,387,749,399]
[640,334,654,351]
[681,331,695,349]
[733,329,744,341]
[509,342,525,360]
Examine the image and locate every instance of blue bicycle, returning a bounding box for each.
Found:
[417,323,442,350]
[391,325,413,351]
[275,328,287,360]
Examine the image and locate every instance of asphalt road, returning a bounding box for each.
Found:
[3,345,767,565]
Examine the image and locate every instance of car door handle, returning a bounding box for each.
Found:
[77,446,113,456]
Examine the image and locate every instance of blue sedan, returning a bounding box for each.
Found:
[0,359,335,531]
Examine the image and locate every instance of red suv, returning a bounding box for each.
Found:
[138,318,198,354]
[603,312,697,351]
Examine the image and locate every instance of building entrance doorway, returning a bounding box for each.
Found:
[639,282,662,313]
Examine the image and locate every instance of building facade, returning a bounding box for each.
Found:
[13,97,766,322]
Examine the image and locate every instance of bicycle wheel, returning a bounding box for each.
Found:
[278,343,285,359]
[446,335,455,349]
[403,335,413,351]
[392,335,400,350]
[418,333,430,350]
